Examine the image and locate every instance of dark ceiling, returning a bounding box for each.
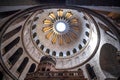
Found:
[0,0,119,6]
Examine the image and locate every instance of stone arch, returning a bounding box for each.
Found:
[100,43,120,77]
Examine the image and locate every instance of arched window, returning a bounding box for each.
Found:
[17,57,29,74]
[78,44,82,50]
[34,17,39,21]
[77,68,83,75]
[2,25,22,42]
[32,24,36,30]
[66,51,70,56]
[86,64,97,79]
[36,40,40,45]
[85,31,89,37]
[59,52,63,57]
[46,49,50,54]
[86,23,90,28]
[33,33,37,38]
[83,39,87,44]
[40,45,44,50]
[8,48,23,65]
[52,51,56,56]
[73,48,77,53]
[78,68,82,71]
[28,63,36,73]
[4,37,20,54]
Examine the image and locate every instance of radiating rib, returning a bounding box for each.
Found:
[71,18,78,24]
[52,33,57,44]
[42,26,53,32]
[43,19,52,24]
[57,9,63,17]
[46,31,53,39]
[59,35,63,45]
[49,12,56,20]
[70,32,77,39]
[64,34,71,43]
[72,26,80,31]
[65,12,73,19]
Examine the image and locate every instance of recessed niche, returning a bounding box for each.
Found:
[59,52,63,57]
[4,37,20,54]
[78,44,82,50]
[36,40,40,45]
[52,51,56,56]
[46,49,50,54]
[83,39,87,44]
[32,25,36,30]
[2,25,22,42]
[85,31,89,37]
[34,17,39,21]
[40,45,44,50]
[33,33,37,38]
[66,51,70,56]
[73,48,77,53]
[86,23,90,28]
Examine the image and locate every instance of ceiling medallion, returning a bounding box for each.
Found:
[42,9,80,45]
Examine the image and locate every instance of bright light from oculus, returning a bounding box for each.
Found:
[56,22,66,32]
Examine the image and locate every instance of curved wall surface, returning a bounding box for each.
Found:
[0,5,120,80]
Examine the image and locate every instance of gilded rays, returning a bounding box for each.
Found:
[57,9,63,17]
[42,9,79,45]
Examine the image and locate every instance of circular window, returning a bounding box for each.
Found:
[55,22,67,33]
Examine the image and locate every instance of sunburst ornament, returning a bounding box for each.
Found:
[42,9,80,45]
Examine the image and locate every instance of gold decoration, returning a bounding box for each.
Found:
[42,26,52,32]
[46,31,53,39]
[57,9,63,17]
[65,12,73,19]
[59,36,63,45]
[43,19,52,24]
[42,9,79,45]
[49,12,56,20]
[71,18,78,24]
[52,34,57,44]
[72,26,80,31]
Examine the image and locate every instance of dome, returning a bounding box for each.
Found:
[21,7,99,69]
[0,5,120,80]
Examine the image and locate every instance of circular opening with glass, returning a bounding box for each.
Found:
[55,21,68,33]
